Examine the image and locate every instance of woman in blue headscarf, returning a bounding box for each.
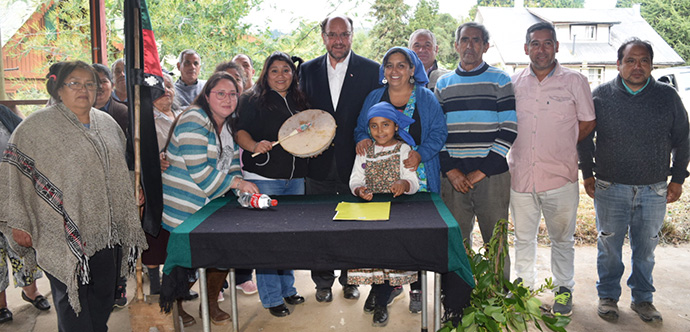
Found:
[355,47,447,194]
[353,47,448,319]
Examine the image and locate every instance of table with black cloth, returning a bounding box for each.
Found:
[162,192,474,332]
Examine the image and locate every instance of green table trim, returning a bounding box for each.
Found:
[163,196,230,274]
[431,193,476,288]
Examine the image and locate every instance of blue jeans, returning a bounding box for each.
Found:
[594,179,667,303]
[251,178,305,196]
[256,269,297,308]
[252,178,303,307]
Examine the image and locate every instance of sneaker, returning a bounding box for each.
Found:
[552,286,573,316]
[363,291,376,313]
[114,285,127,308]
[387,286,403,306]
[218,291,225,302]
[631,302,662,322]
[0,307,13,323]
[597,298,619,321]
[236,280,258,295]
[372,305,389,327]
[409,290,422,313]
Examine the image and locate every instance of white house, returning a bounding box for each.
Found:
[475,5,685,88]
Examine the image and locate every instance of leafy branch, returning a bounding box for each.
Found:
[439,219,571,332]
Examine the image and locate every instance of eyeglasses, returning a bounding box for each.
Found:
[324,32,352,40]
[210,91,238,100]
[64,81,99,91]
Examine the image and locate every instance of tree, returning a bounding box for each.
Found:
[146,0,260,78]
[617,0,689,64]
[525,0,584,7]
[18,0,124,65]
[368,0,411,60]
[469,0,584,19]
[14,0,263,80]
[473,0,583,7]
[408,0,459,68]
[409,0,439,33]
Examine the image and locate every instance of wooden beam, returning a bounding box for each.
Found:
[0,27,7,101]
[89,0,107,65]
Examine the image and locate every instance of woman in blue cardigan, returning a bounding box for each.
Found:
[353,47,448,321]
[355,47,447,194]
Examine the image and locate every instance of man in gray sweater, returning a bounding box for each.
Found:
[578,38,689,323]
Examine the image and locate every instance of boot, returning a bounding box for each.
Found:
[203,268,231,325]
[177,299,196,327]
[147,266,161,295]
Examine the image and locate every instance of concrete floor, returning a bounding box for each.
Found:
[3,244,690,331]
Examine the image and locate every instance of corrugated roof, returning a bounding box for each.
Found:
[527,8,621,25]
[476,6,684,67]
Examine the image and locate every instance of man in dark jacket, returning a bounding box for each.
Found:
[298,15,380,304]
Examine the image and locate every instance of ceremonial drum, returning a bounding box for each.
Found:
[279,109,336,158]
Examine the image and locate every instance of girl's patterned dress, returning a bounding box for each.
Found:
[347,142,418,286]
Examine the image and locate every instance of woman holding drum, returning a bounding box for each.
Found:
[353,47,448,316]
[235,51,308,317]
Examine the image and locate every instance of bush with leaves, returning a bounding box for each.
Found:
[438,218,571,332]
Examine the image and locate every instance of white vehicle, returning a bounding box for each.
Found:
[652,66,690,112]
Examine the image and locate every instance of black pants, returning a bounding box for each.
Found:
[410,271,423,291]
[441,271,472,313]
[236,269,253,284]
[372,281,394,307]
[306,176,354,289]
[47,247,117,332]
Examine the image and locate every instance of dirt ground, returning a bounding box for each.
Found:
[6,244,690,332]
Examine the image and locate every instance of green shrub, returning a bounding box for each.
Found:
[439,219,571,332]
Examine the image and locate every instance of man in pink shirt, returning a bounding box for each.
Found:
[508,22,596,316]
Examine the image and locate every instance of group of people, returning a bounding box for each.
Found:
[0,13,686,331]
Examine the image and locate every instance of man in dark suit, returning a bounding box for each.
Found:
[298,15,380,303]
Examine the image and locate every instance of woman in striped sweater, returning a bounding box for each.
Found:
[162,71,258,326]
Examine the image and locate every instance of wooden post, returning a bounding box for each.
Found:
[133,5,145,303]
[89,0,108,65]
[0,27,8,101]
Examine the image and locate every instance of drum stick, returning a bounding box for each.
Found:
[252,122,312,157]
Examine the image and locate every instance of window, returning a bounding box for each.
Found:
[570,25,597,41]
[582,68,603,86]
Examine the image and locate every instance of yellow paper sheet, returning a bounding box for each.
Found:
[333,201,391,221]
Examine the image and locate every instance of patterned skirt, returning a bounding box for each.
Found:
[347,268,418,286]
[0,233,43,290]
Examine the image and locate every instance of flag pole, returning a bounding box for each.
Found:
[133,4,145,303]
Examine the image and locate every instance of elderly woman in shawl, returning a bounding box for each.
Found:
[353,47,448,319]
[0,61,147,331]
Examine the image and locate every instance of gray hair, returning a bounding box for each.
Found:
[178,49,200,63]
[408,29,437,49]
[111,58,125,73]
[455,22,490,44]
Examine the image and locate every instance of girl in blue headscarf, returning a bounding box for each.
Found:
[347,104,420,327]
[353,46,448,318]
[349,102,420,201]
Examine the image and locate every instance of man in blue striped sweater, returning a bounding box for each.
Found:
[435,22,517,285]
